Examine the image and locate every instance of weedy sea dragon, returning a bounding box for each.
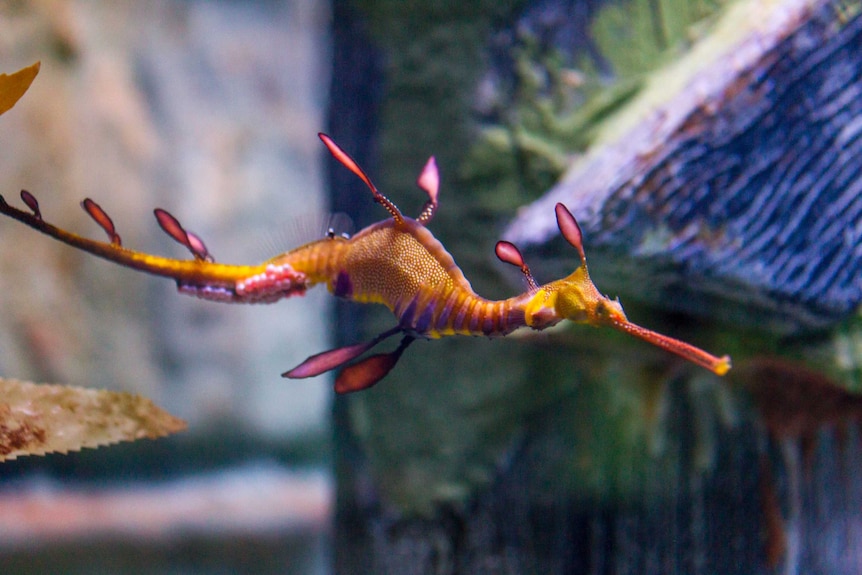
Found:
[0,134,731,393]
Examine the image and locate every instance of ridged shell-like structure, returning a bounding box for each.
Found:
[504,0,862,332]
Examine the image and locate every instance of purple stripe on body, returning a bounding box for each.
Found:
[399,297,418,329]
[482,303,497,335]
[467,300,481,333]
[502,307,526,333]
[435,291,460,332]
[452,297,472,333]
[413,298,436,334]
[334,271,353,298]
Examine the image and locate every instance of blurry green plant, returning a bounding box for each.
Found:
[462,0,730,211]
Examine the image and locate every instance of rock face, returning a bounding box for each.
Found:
[504,0,862,333]
[0,2,332,571]
[0,1,331,436]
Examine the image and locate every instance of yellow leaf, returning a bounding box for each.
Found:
[0,378,186,461]
[0,61,40,117]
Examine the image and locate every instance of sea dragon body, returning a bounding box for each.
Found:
[0,134,730,393]
[279,218,537,339]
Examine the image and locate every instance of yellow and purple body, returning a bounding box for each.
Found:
[0,134,730,393]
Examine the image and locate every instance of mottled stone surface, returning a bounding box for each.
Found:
[0,2,332,572]
[0,0,331,437]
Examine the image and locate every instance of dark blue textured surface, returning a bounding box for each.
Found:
[508,2,862,332]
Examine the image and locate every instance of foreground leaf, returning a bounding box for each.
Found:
[0,378,186,461]
[0,62,40,117]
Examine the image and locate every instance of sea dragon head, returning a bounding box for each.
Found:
[496,203,731,376]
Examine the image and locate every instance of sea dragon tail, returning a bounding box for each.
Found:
[0,190,309,304]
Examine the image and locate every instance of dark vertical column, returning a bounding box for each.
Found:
[326,1,384,572]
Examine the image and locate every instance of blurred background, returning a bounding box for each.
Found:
[2,0,862,574]
[0,1,332,573]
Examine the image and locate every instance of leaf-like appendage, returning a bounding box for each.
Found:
[495,240,526,268]
[0,378,186,462]
[333,336,414,394]
[319,133,404,223]
[495,241,538,291]
[20,190,41,219]
[284,340,379,379]
[554,203,586,266]
[0,62,40,117]
[82,198,121,245]
[417,157,439,204]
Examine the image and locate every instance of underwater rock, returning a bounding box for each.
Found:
[504,0,862,332]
